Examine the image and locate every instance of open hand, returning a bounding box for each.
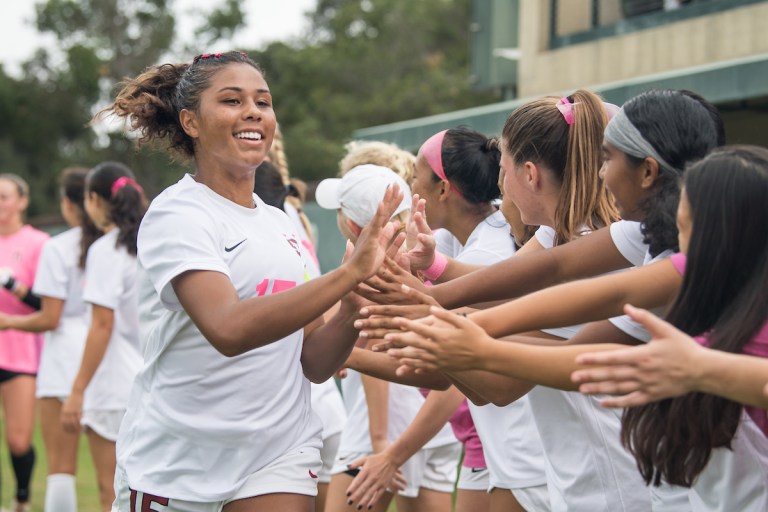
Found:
[385,307,493,372]
[571,304,706,408]
[345,451,407,510]
[347,185,405,282]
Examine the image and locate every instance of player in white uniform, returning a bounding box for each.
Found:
[53,162,145,511]
[318,164,460,512]
[252,160,347,512]
[380,91,722,511]
[0,168,103,512]
[100,51,404,512]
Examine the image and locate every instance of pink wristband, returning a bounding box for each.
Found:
[422,252,448,281]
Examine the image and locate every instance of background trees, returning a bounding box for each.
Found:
[4,0,498,218]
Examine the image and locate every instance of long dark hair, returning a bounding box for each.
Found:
[60,167,103,269]
[622,90,721,257]
[622,146,768,487]
[86,162,147,256]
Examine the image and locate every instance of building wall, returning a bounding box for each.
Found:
[518,0,768,96]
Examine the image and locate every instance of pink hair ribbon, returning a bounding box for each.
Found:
[111,177,143,198]
[556,96,575,125]
[557,96,621,126]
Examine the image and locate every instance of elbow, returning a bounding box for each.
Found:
[206,329,250,358]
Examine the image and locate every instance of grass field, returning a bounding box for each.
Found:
[0,419,101,511]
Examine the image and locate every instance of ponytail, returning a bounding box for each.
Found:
[502,90,619,246]
[560,90,619,244]
[60,167,103,269]
[86,162,147,256]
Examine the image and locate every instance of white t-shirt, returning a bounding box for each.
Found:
[608,221,674,342]
[81,228,142,412]
[32,227,89,398]
[337,370,456,453]
[283,200,347,440]
[535,226,588,339]
[530,224,653,511]
[446,211,548,489]
[689,411,768,511]
[117,175,322,501]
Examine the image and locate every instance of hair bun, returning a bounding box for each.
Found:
[484,138,499,152]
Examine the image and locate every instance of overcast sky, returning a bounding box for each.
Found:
[0,0,318,77]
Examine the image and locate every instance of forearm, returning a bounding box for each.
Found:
[346,348,451,390]
[481,338,629,391]
[434,258,483,284]
[432,226,629,308]
[302,301,360,383]
[696,350,768,409]
[432,249,561,308]
[1,312,56,332]
[0,296,63,333]
[472,263,679,339]
[179,265,361,357]
[385,387,464,466]
[362,375,390,452]
[445,369,534,407]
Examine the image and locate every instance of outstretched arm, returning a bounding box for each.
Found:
[173,187,403,376]
[431,226,631,309]
[572,305,768,409]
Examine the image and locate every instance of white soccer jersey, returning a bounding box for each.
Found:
[32,227,89,398]
[117,175,322,502]
[689,411,768,511]
[528,224,656,511]
[81,228,142,412]
[608,220,674,342]
[447,211,548,490]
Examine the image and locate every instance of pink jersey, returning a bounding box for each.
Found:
[670,252,768,436]
[0,225,49,373]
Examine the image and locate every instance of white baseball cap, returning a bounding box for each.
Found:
[315,164,412,227]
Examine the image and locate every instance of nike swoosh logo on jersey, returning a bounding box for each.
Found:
[224,239,247,252]
[471,467,486,473]
[309,469,318,479]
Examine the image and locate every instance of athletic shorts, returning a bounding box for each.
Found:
[82,409,125,442]
[457,466,490,491]
[0,368,35,383]
[505,484,551,511]
[112,448,322,511]
[318,432,341,484]
[332,442,461,498]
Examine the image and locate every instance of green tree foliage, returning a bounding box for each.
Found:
[6,0,498,219]
[251,0,498,180]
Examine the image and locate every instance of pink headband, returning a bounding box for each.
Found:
[556,96,621,125]
[111,177,143,198]
[421,130,449,180]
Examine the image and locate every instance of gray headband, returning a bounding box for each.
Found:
[604,108,682,175]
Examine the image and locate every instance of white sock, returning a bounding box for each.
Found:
[45,474,76,512]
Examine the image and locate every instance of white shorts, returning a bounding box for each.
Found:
[399,442,461,498]
[506,484,551,512]
[457,466,490,491]
[318,432,341,484]
[112,448,322,512]
[82,409,125,442]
